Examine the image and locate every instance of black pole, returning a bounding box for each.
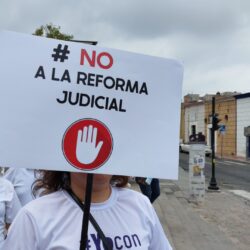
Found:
[80,173,94,250]
[76,40,97,250]
[208,97,219,190]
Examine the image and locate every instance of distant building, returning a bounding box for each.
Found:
[235,93,250,159]
[184,100,205,143]
[181,92,238,158]
[204,93,236,157]
[183,94,200,103]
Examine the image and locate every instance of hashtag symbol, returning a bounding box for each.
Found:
[51,44,70,62]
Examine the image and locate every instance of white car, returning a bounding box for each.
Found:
[179,143,211,156]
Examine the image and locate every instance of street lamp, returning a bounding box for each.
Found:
[208,97,220,190]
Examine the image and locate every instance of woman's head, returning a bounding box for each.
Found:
[33,170,129,196]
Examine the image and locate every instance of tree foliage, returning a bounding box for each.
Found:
[33,23,73,41]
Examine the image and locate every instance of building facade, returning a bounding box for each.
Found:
[204,94,236,157]
[182,92,237,158]
[184,102,205,143]
[235,93,250,159]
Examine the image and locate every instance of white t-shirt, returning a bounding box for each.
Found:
[0,178,21,248]
[3,187,172,250]
[3,168,36,206]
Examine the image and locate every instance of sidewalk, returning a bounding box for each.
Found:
[132,168,250,250]
[215,154,250,164]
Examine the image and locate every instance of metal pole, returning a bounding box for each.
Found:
[221,134,223,159]
[80,173,94,250]
[66,40,98,250]
[208,97,219,190]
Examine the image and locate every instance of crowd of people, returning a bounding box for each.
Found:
[0,167,171,249]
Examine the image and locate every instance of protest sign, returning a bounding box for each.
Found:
[0,31,183,179]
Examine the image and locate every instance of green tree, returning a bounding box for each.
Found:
[33,23,73,41]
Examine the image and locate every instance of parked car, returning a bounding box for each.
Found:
[179,143,211,156]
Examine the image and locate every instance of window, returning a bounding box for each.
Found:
[191,125,196,135]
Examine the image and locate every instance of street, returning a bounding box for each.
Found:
[179,152,250,191]
[152,154,250,250]
[154,165,250,250]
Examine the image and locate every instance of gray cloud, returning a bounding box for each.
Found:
[95,0,249,39]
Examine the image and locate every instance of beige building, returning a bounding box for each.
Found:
[204,93,236,157]
[235,93,250,159]
[182,92,237,158]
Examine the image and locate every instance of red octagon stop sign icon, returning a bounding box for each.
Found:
[62,119,113,171]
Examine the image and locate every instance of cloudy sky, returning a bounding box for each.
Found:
[1,0,250,97]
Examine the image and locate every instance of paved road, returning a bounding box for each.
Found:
[155,167,250,250]
[179,152,250,191]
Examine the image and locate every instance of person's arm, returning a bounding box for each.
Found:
[5,189,21,225]
[4,189,21,240]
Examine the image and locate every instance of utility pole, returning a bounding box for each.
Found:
[208,97,219,190]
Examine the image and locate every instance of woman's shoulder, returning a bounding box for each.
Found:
[112,187,157,224]
[29,189,64,202]
[114,187,151,205]
[115,186,145,196]
[23,190,66,214]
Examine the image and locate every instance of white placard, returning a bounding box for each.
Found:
[0,31,183,179]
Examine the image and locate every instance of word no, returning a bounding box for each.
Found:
[80,49,113,70]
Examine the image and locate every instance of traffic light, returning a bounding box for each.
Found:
[213,113,221,130]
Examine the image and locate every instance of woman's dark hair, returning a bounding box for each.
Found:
[33,170,129,197]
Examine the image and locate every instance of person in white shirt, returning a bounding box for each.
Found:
[0,177,21,248]
[3,168,36,206]
[3,171,172,250]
